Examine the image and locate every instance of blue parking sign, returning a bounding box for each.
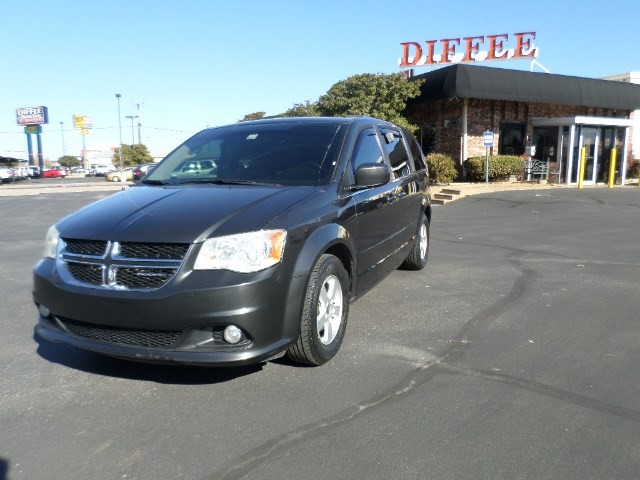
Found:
[483,131,494,147]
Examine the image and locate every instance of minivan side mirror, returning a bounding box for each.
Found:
[354,163,391,188]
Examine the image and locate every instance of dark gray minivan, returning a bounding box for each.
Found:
[33,116,431,367]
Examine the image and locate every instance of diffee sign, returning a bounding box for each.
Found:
[16,106,49,126]
[400,32,538,67]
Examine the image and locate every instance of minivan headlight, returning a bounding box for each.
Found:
[194,230,286,273]
[44,225,60,259]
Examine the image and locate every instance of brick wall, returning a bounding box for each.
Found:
[407,98,631,162]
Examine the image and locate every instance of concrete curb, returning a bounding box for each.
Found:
[0,181,129,197]
[430,181,638,205]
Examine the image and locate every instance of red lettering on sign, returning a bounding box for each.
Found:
[440,38,460,63]
[487,34,509,60]
[399,42,422,67]
[425,40,437,64]
[399,32,537,67]
[463,36,485,62]
[513,32,537,58]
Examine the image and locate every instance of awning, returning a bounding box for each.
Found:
[531,116,634,127]
[410,64,640,110]
[0,156,27,165]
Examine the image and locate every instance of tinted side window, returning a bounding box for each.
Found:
[351,128,384,178]
[379,128,410,179]
[406,132,427,172]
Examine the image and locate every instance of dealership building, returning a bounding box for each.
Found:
[404,63,640,185]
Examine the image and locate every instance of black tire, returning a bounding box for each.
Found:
[401,213,430,270]
[286,254,350,366]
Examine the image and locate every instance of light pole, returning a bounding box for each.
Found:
[136,103,144,145]
[60,121,66,157]
[125,115,138,145]
[115,94,124,183]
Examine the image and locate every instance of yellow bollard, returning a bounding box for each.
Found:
[608,149,617,189]
[578,147,586,189]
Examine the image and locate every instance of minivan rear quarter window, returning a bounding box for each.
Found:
[379,128,411,178]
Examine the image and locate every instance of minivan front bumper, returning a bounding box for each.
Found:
[33,258,306,366]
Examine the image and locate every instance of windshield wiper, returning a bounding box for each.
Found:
[141,179,173,186]
[176,178,280,186]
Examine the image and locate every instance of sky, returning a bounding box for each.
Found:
[1,0,639,163]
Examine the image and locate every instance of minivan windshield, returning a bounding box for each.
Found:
[145,121,347,186]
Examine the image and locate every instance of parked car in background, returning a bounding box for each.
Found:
[33,116,431,368]
[93,165,113,177]
[105,168,133,182]
[42,168,66,178]
[131,163,157,182]
[15,167,29,179]
[28,166,41,178]
[70,167,92,176]
[0,167,14,184]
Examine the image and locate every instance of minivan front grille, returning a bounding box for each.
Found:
[64,239,108,256]
[115,267,177,289]
[119,242,189,259]
[67,262,103,286]
[58,317,181,348]
[61,239,189,291]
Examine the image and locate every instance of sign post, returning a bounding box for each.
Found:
[482,131,494,184]
[73,115,92,169]
[17,106,48,172]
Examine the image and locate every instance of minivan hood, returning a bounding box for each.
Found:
[57,184,315,243]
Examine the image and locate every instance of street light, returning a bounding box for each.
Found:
[115,94,124,183]
[125,115,138,145]
[60,121,66,157]
[131,101,144,145]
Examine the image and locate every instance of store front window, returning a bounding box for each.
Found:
[532,127,559,181]
[569,126,627,184]
[499,122,525,155]
[531,117,631,185]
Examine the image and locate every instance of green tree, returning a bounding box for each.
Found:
[58,155,81,168]
[112,144,154,167]
[281,100,320,117]
[239,111,266,122]
[317,73,423,131]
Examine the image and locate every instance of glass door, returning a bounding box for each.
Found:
[598,128,615,184]
[580,127,598,184]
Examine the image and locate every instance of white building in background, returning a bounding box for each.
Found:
[84,149,116,168]
[602,72,640,160]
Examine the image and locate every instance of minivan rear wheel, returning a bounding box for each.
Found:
[286,254,349,366]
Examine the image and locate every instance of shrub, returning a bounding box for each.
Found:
[464,155,526,182]
[627,158,639,179]
[426,153,458,184]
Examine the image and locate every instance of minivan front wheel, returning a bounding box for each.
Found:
[286,254,350,366]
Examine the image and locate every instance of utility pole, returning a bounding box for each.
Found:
[125,115,138,145]
[115,94,124,182]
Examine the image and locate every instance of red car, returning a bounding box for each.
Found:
[42,169,66,178]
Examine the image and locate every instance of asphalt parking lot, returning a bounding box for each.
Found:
[1,185,639,479]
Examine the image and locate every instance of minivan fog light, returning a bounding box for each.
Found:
[223,325,243,344]
[38,304,51,318]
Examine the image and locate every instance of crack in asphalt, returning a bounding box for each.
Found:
[204,246,640,480]
[439,364,640,423]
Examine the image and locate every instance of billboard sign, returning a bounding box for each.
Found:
[73,114,93,129]
[16,106,49,126]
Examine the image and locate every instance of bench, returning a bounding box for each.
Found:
[526,159,550,180]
